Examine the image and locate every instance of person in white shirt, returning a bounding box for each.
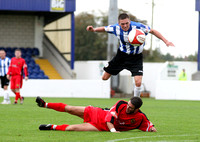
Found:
[0,49,11,104]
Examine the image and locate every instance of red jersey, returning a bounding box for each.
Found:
[7,57,28,76]
[105,100,154,131]
[84,100,154,132]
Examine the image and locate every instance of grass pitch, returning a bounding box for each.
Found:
[0,97,200,142]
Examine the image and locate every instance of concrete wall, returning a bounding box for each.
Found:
[74,61,163,97]
[0,15,35,47]
[75,61,198,98]
[74,61,164,97]
[155,80,200,100]
[154,61,200,100]
[159,61,197,81]
[119,63,164,96]
[74,61,107,80]
[0,14,43,56]
[34,16,44,56]
[1,80,110,98]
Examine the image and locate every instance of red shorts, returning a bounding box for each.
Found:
[10,75,23,89]
[84,106,109,131]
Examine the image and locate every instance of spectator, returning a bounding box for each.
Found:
[178,69,187,81]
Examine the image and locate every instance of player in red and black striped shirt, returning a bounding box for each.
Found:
[36,96,156,132]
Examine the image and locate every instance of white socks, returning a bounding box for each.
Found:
[52,125,57,130]
[134,86,141,97]
[2,90,10,104]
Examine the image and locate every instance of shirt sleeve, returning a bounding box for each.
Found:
[105,100,127,124]
[7,58,12,75]
[8,58,11,66]
[140,23,151,35]
[23,60,28,77]
[134,22,151,35]
[104,24,117,35]
[138,114,154,132]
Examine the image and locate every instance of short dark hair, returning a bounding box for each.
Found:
[130,97,143,109]
[0,49,6,52]
[118,13,130,21]
[15,48,21,52]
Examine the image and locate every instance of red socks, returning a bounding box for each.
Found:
[15,92,21,103]
[45,103,69,131]
[47,103,67,112]
[51,124,69,131]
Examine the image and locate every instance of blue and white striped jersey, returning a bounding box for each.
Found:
[0,57,11,76]
[105,21,151,55]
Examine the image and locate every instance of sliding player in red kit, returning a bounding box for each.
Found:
[7,49,28,104]
[36,96,157,132]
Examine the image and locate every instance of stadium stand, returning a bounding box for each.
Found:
[0,47,49,79]
[35,59,62,79]
[0,0,75,79]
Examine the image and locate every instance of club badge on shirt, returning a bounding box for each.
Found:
[131,119,135,123]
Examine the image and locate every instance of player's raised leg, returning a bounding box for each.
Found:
[134,75,142,97]
[39,123,99,131]
[36,96,85,118]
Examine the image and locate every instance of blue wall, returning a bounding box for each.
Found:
[196,0,200,11]
[196,0,200,70]
[0,0,75,12]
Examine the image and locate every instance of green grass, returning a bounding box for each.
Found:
[0,97,200,142]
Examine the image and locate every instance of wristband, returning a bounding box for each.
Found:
[110,128,116,132]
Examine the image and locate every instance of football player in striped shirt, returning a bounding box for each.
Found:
[87,13,174,97]
[0,49,11,104]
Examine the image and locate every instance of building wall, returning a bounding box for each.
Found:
[0,14,44,56]
[74,61,198,98]
[44,14,71,61]
[2,79,110,98]
[0,15,35,47]
[155,80,200,100]
[34,16,44,56]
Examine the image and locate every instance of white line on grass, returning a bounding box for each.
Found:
[105,134,200,142]
[142,140,199,142]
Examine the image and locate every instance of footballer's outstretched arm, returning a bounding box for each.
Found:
[86,26,105,32]
[106,122,120,133]
[150,29,174,47]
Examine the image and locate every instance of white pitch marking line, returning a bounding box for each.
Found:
[105,134,200,142]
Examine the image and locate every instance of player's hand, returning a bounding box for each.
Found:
[25,76,28,81]
[113,131,120,133]
[7,75,11,80]
[149,127,157,132]
[86,26,95,32]
[165,41,175,47]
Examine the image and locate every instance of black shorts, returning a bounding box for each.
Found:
[104,49,143,76]
[0,75,10,88]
